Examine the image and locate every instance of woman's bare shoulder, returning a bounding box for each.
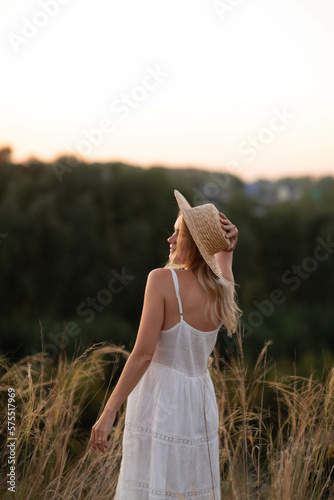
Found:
[145,268,171,294]
[147,267,171,280]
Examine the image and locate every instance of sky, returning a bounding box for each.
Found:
[0,0,334,182]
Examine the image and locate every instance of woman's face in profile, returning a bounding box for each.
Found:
[167,215,184,261]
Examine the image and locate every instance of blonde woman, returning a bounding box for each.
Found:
[90,190,241,499]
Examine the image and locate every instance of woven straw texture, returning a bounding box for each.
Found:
[174,190,230,278]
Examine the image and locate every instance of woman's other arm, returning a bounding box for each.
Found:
[103,268,165,414]
[90,268,165,452]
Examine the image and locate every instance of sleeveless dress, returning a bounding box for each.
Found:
[114,268,221,499]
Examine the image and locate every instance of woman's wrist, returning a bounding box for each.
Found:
[103,405,118,418]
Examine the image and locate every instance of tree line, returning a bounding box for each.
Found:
[0,146,333,375]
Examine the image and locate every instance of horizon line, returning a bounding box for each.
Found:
[1,144,333,183]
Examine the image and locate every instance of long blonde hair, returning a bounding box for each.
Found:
[164,213,242,337]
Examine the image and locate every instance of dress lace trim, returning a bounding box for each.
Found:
[123,480,216,498]
[125,422,218,446]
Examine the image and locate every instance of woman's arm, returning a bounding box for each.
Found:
[90,268,165,452]
[215,250,234,284]
[215,212,239,283]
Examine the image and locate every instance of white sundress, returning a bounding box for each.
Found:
[114,268,221,499]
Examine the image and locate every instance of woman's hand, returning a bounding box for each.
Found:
[90,409,116,453]
[219,212,238,252]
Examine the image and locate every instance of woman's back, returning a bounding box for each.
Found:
[151,268,220,378]
[160,267,222,333]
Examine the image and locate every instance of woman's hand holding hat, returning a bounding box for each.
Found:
[219,212,238,252]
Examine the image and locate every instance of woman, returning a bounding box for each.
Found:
[90,190,241,499]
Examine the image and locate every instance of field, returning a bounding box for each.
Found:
[1,333,333,500]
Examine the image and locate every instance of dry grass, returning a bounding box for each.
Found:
[1,331,334,499]
[210,335,334,499]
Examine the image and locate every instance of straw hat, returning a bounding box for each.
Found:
[174,190,230,278]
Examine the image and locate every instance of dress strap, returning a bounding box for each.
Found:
[170,269,184,321]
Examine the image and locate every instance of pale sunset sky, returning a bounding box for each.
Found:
[0,0,333,181]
